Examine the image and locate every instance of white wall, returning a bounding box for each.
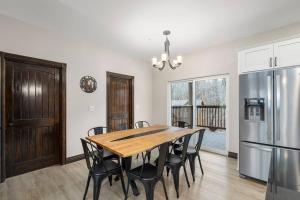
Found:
[152,22,300,154]
[0,15,152,157]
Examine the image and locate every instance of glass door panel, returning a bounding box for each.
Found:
[171,81,193,127]
[195,78,227,153]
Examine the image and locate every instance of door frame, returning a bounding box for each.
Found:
[106,72,134,129]
[0,52,67,182]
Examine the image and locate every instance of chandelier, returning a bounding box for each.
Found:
[152,30,182,70]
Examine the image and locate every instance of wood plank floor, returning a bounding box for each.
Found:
[0,151,266,200]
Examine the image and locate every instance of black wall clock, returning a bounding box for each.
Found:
[80,76,97,93]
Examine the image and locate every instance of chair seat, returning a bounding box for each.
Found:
[166,154,182,165]
[174,146,197,155]
[93,160,120,175]
[103,150,118,158]
[94,147,118,160]
[128,163,158,179]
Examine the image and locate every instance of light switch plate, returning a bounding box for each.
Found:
[89,105,95,112]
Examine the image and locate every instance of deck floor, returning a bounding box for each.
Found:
[202,129,226,152]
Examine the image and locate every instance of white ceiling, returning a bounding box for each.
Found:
[1,0,300,60]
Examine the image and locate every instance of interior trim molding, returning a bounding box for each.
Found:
[228,151,238,159]
[66,154,85,164]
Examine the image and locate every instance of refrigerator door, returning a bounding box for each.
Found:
[274,148,300,200]
[274,67,300,149]
[240,142,273,181]
[265,148,275,200]
[239,71,273,145]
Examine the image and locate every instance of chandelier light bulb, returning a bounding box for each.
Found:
[161,53,167,62]
[152,57,158,65]
[177,55,183,64]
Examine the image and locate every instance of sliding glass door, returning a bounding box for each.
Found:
[169,76,228,155]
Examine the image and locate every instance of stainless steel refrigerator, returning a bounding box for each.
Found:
[239,66,300,200]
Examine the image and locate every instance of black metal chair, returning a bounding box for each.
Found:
[171,121,191,151]
[87,127,117,159]
[174,129,205,181]
[135,121,150,129]
[87,126,110,136]
[172,121,191,129]
[135,121,151,162]
[125,142,169,200]
[165,134,192,198]
[81,138,126,200]
[87,126,118,186]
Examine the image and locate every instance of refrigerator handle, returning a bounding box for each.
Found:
[268,148,274,193]
[275,74,281,141]
[267,75,272,141]
[242,143,272,152]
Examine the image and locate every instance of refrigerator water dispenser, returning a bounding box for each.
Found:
[244,98,265,121]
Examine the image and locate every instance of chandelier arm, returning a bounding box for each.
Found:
[168,60,177,70]
[159,61,166,71]
[152,64,161,69]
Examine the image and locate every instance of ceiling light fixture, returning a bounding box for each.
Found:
[152,30,182,70]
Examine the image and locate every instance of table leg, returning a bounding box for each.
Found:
[122,156,140,196]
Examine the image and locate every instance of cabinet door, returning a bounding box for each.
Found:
[238,44,273,73]
[274,38,300,68]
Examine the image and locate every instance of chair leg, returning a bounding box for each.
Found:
[93,176,102,200]
[136,153,139,159]
[83,173,91,200]
[161,177,169,200]
[108,175,113,186]
[147,152,151,163]
[166,167,170,177]
[188,156,196,182]
[142,182,155,200]
[171,168,180,198]
[197,154,204,175]
[183,165,190,187]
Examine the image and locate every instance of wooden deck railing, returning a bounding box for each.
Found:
[171,105,193,126]
[196,105,226,130]
[171,105,226,130]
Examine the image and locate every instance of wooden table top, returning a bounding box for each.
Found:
[86,125,198,158]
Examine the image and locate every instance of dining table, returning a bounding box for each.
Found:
[86,124,198,196]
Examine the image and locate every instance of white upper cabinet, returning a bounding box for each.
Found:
[238,45,273,73]
[239,37,300,74]
[274,38,300,68]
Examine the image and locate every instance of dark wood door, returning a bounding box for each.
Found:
[107,72,134,131]
[5,59,61,177]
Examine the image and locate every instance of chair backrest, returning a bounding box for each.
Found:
[135,121,150,128]
[156,142,169,177]
[87,126,109,136]
[195,129,205,152]
[80,138,104,171]
[179,134,192,161]
[173,121,191,128]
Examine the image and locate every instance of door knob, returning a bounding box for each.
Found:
[8,122,13,127]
